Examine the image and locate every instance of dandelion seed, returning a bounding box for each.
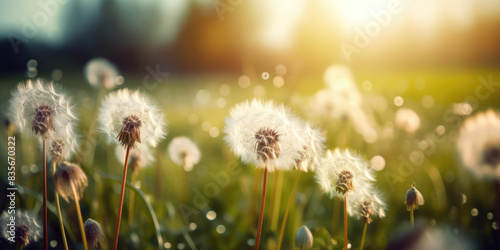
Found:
[84,219,105,248]
[84,58,119,90]
[457,110,500,179]
[168,136,201,172]
[295,225,313,250]
[347,190,386,223]
[1,210,41,247]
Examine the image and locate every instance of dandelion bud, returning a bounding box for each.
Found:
[255,127,281,162]
[295,225,313,250]
[49,139,65,164]
[32,104,55,138]
[54,162,88,202]
[336,170,354,196]
[117,115,142,149]
[84,219,105,248]
[405,183,424,211]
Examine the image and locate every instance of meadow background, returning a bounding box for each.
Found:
[1,0,500,249]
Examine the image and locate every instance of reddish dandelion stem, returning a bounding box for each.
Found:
[43,139,48,250]
[255,167,268,250]
[344,195,348,250]
[113,146,131,250]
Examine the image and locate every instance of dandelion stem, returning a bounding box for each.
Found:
[72,183,88,250]
[360,222,367,250]
[255,167,268,250]
[53,162,69,250]
[410,209,414,227]
[271,171,284,231]
[267,172,279,228]
[344,195,348,250]
[249,168,261,230]
[277,170,301,250]
[181,168,187,203]
[113,146,131,250]
[43,138,48,250]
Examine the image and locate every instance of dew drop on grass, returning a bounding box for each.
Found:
[262,72,270,80]
[164,242,172,249]
[50,240,57,247]
[189,222,197,231]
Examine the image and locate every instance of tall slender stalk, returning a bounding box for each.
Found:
[72,184,88,250]
[360,222,367,250]
[128,173,137,225]
[277,170,301,250]
[113,146,131,250]
[410,209,414,227]
[181,168,187,203]
[270,171,284,231]
[267,173,279,228]
[332,198,340,236]
[42,139,48,250]
[249,168,261,230]
[344,195,348,250]
[53,162,69,250]
[255,167,268,250]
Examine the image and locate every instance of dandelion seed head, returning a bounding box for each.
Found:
[99,89,167,149]
[0,210,41,246]
[168,136,201,172]
[294,122,325,172]
[54,162,88,202]
[49,139,65,164]
[84,218,105,248]
[457,110,500,179]
[295,225,313,250]
[315,149,375,198]
[395,108,421,133]
[224,99,307,172]
[347,190,386,223]
[405,183,424,211]
[84,58,119,90]
[8,79,77,140]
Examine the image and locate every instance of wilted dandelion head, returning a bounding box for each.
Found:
[347,190,386,223]
[405,183,424,211]
[293,121,325,172]
[84,58,119,90]
[395,108,421,134]
[168,136,201,172]
[84,218,105,248]
[315,149,375,198]
[224,99,307,172]
[115,145,154,175]
[0,210,41,246]
[99,89,167,149]
[7,79,77,140]
[295,225,313,250]
[54,161,88,202]
[457,110,500,179]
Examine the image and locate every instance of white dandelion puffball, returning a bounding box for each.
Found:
[168,136,201,172]
[7,79,77,140]
[0,210,41,246]
[84,58,119,90]
[98,89,167,149]
[457,110,500,179]
[323,65,362,107]
[45,132,80,164]
[224,99,307,172]
[347,189,386,223]
[315,148,375,198]
[395,108,421,133]
[115,145,154,168]
[293,120,325,172]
